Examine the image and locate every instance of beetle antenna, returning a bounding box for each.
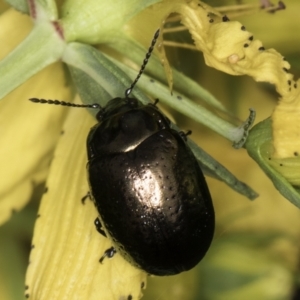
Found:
[125,29,160,98]
[29,98,100,109]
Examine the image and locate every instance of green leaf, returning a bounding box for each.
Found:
[245,118,300,207]
[6,0,58,19]
[111,36,230,113]
[33,0,58,20]
[5,0,28,13]
[188,140,258,200]
[61,0,161,43]
[63,42,151,106]
[115,60,254,144]
[0,21,66,99]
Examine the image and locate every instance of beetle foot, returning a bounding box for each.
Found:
[94,217,107,237]
[153,99,159,106]
[99,247,117,264]
[179,130,192,141]
[81,191,91,204]
[148,99,159,108]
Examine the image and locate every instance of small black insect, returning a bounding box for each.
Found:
[30,29,214,276]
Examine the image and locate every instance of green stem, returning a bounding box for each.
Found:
[114,60,250,143]
[0,20,66,99]
[110,37,229,113]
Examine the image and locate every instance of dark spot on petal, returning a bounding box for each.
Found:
[209,19,214,23]
[241,25,246,31]
[25,285,29,290]
[128,295,133,300]
[278,1,286,10]
[249,36,254,41]
[244,43,249,48]
[288,80,291,85]
[36,214,41,219]
[294,152,299,156]
[44,187,48,193]
[222,15,230,22]
[141,282,145,289]
[31,245,35,250]
[25,294,29,298]
[60,130,64,135]
[280,163,283,166]
[283,67,288,73]
[294,83,297,89]
[258,46,265,51]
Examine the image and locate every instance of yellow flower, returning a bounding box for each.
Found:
[1,0,299,299]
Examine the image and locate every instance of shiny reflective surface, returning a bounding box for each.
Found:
[87,98,215,276]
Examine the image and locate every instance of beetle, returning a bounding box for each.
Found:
[30,29,215,276]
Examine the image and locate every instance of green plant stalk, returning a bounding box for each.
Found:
[0,20,66,99]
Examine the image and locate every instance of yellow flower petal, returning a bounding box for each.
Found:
[178,1,300,161]
[0,8,72,225]
[0,9,32,58]
[0,13,67,223]
[271,80,300,158]
[268,155,300,187]
[144,0,300,180]
[0,61,72,225]
[25,101,146,299]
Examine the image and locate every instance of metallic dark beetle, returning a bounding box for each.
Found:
[29,29,215,276]
[87,97,215,276]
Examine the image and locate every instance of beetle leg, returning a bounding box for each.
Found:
[147,99,159,109]
[99,246,117,263]
[94,217,107,237]
[81,191,92,204]
[179,130,192,141]
[153,98,159,106]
